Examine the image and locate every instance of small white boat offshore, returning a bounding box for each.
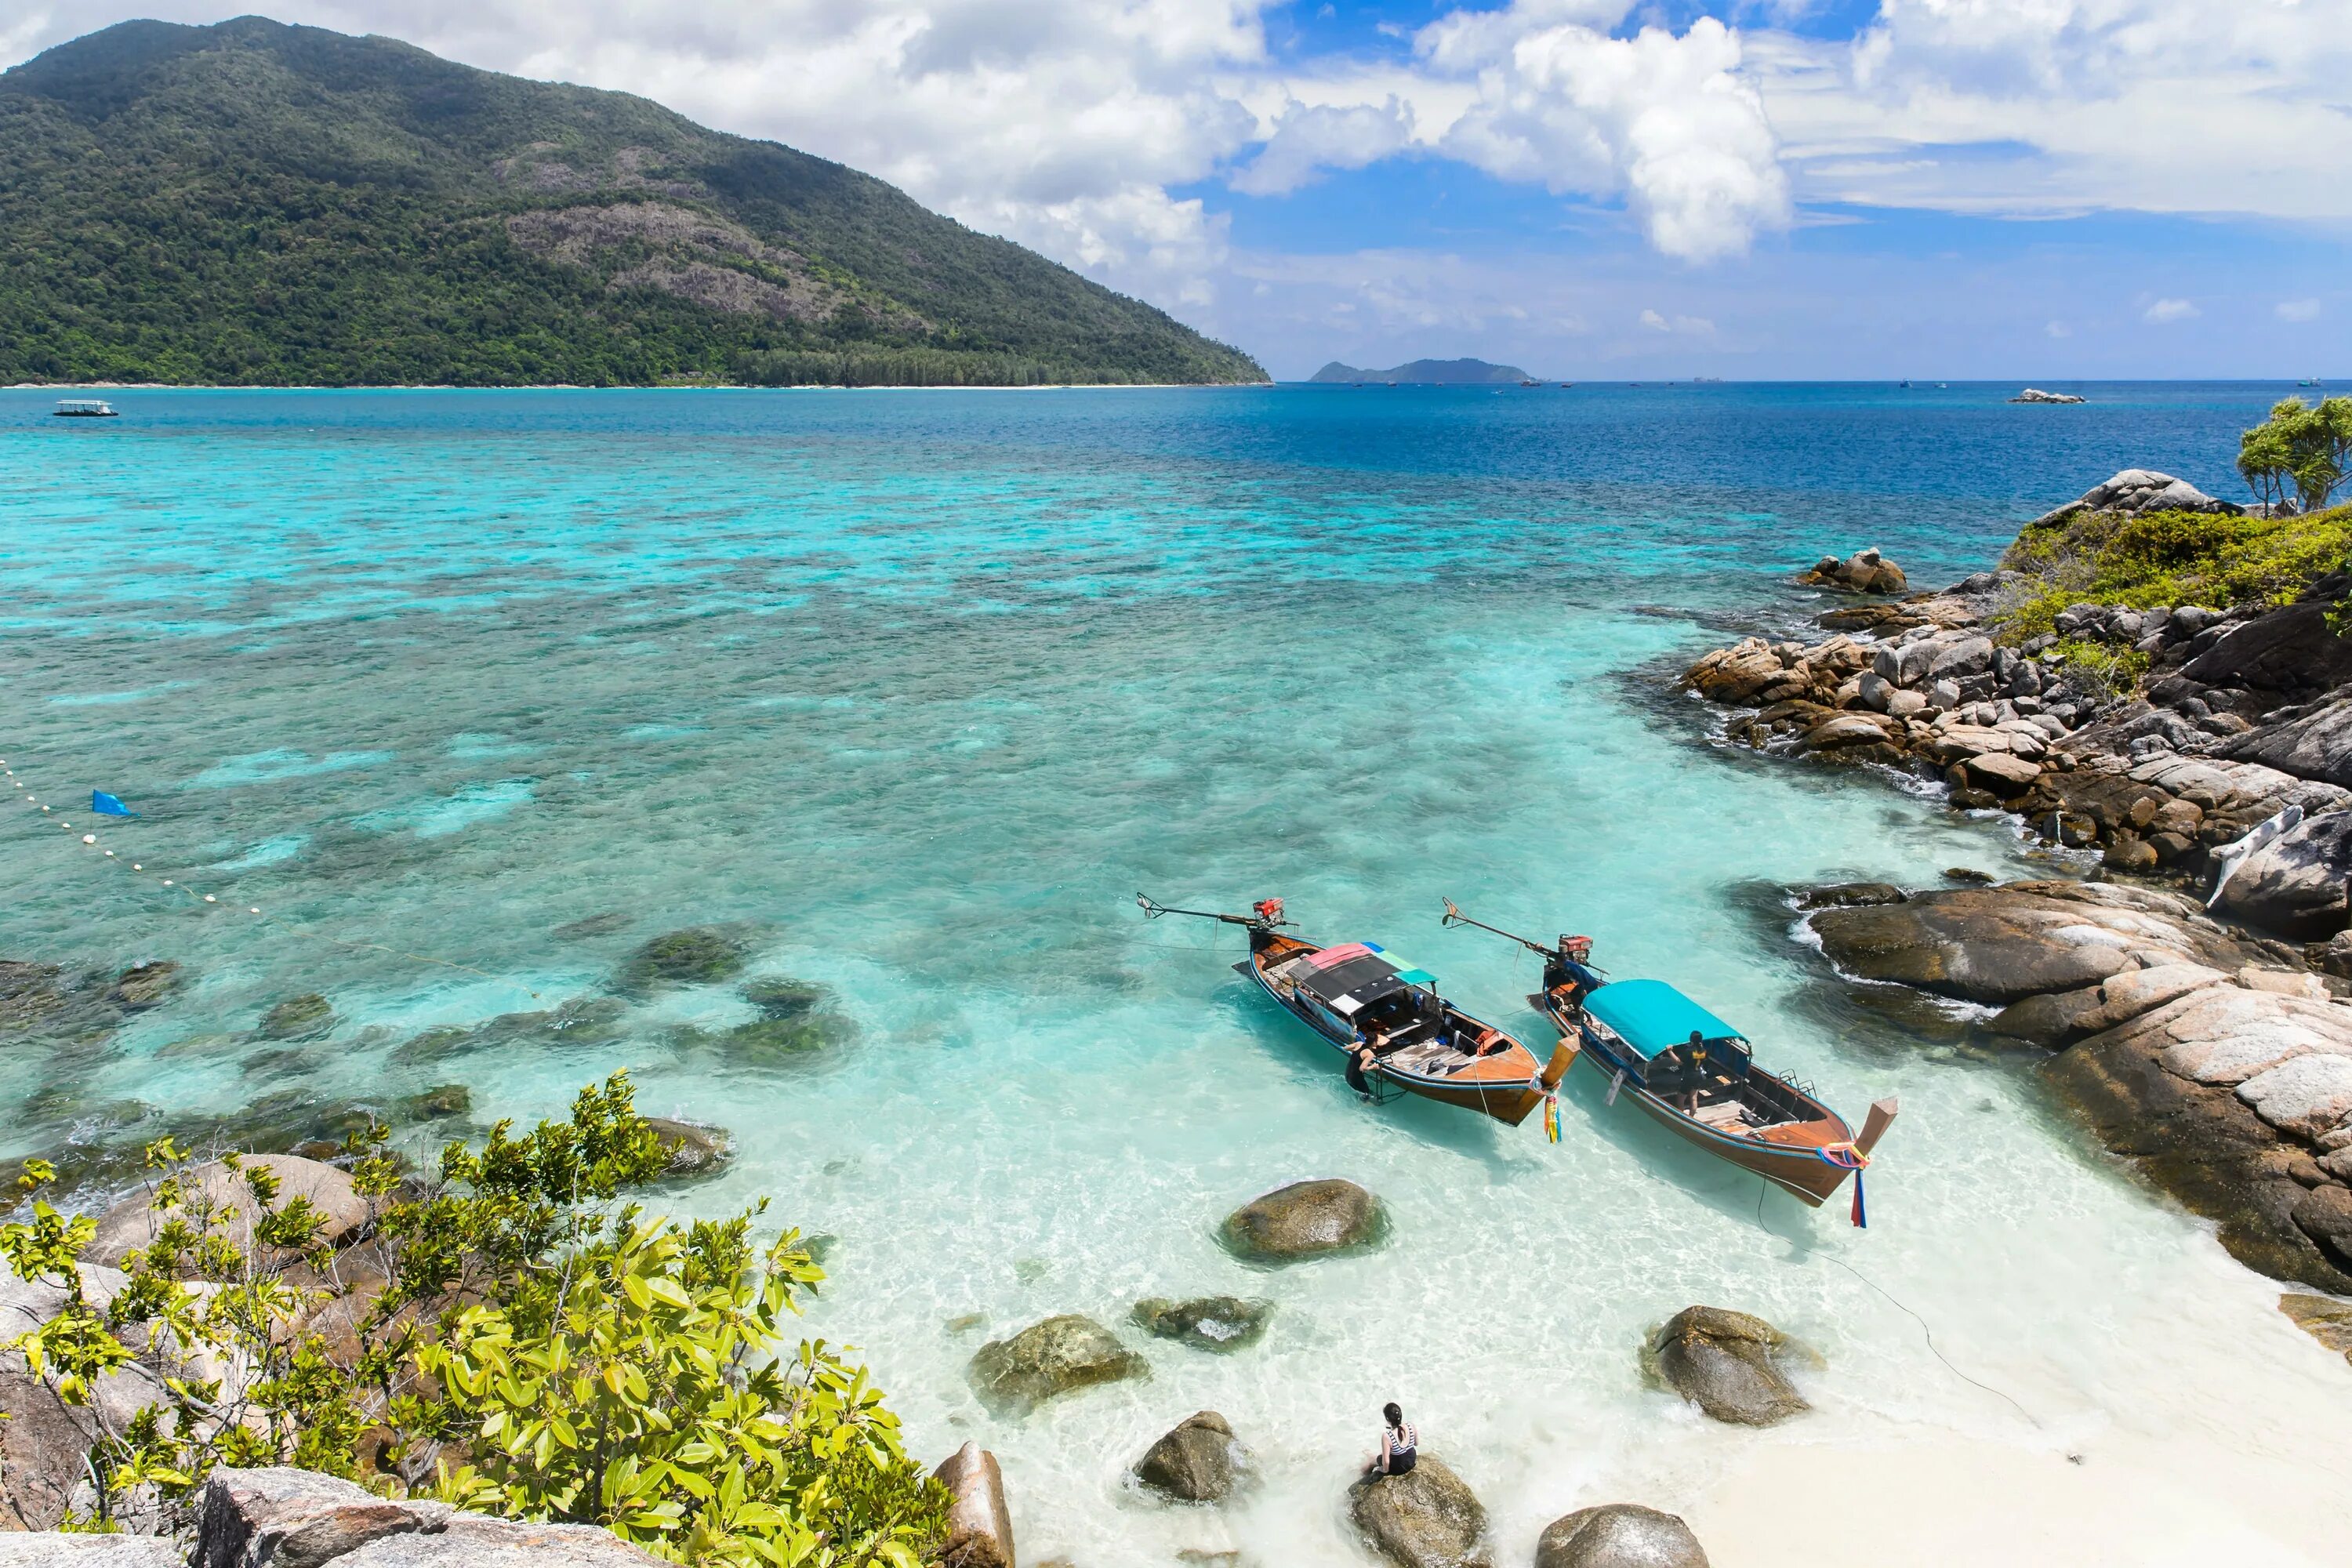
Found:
[53,398,119,417]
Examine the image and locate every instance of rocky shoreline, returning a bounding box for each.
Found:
[1679,478,2352,1309]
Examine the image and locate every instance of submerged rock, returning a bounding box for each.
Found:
[109,961,183,1011]
[644,1117,732,1182]
[1219,1179,1387,1264]
[258,993,335,1040]
[1132,1410,1246,1503]
[1347,1454,1490,1568]
[399,1083,472,1121]
[619,927,749,989]
[934,1443,1015,1568]
[552,911,634,940]
[1131,1295,1272,1352]
[393,996,630,1064]
[1536,1504,1711,1568]
[742,977,825,1018]
[1794,883,1907,910]
[967,1315,1148,1415]
[1647,1306,1809,1427]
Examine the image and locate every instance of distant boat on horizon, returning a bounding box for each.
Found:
[2299,377,2326,387]
[53,398,118,417]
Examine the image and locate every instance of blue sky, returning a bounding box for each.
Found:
[10,0,2350,378]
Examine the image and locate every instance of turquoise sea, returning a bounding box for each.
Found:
[5,383,2349,1564]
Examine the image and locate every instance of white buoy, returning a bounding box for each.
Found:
[162,879,172,886]
[104,851,114,858]
[203,894,216,902]
[132,863,142,870]
[249,907,261,915]
[82,834,95,844]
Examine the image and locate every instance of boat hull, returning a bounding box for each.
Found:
[1540,995,1859,1206]
[1241,938,1552,1127]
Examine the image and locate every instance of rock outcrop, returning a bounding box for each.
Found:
[0,1537,184,1564]
[967,1315,1147,1415]
[1798,548,1907,595]
[1534,1504,1711,1568]
[258,993,336,1040]
[935,1443,1016,1568]
[1347,1455,1490,1568]
[1218,1179,1387,1264]
[86,1153,369,1269]
[2217,811,2352,938]
[1796,878,2352,1293]
[1646,1307,1809,1427]
[2281,1292,2352,1367]
[1130,1295,1271,1352]
[2010,388,2086,405]
[1680,568,2352,926]
[1131,1410,1246,1504]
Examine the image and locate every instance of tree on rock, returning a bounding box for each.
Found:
[2238,396,2352,514]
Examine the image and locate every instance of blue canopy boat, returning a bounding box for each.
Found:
[1442,901,1896,1207]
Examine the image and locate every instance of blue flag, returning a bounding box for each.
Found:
[92,790,139,818]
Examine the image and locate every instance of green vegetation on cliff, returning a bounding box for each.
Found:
[0,17,1264,388]
[1996,503,2352,642]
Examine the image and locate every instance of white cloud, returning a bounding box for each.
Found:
[2045,321,2070,338]
[1639,307,1716,334]
[2278,299,2321,322]
[1232,98,1415,196]
[1417,5,1791,262]
[2143,297,2198,324]
[1755,0,2352,220]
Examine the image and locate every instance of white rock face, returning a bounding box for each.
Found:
[2238,1051,2352,1141]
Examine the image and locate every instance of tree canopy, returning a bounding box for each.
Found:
[2238,395,2352,514]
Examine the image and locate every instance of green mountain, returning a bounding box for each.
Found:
[0,17,1265,387]
[1309,358,1533,384]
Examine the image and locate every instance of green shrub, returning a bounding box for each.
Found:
[1993,503,2352,644]
[1,1073,947,1566]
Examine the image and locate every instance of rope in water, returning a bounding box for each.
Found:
[3,754,540,998]
[1755,1178,2042,1428]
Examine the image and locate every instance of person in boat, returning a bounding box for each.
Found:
[1543,935,1599,1013]
[1673,1029,1711,1114]
[1365,1402,1417,1477]
[1347,1025,1393,1101]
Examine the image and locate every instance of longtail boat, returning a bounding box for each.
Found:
[1442,901,1896,1208]
[1138,895,1573,1127]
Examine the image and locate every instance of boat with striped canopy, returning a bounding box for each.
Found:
[1138,895,1572,1127]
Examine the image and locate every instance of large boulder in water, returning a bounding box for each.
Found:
[1131,1410,1247,1503]
[1131,1295,1271,1352]
[644,1118,732,1183]
[967,1315,1147,1415]
[1218,1179,1387,1264]
[1536,1504,1711,1568]
[1347,1454,1490,1568]
[1646,1306,1809,1427]
[2219,811,2352,938]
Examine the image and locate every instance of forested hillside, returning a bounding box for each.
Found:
[0,17,1265,387]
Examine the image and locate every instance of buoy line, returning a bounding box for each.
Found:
[3,754,539,997]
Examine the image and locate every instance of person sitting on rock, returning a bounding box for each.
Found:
[1366,1402,1417,1477]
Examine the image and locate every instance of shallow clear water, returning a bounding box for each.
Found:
[4,384,2347,1565]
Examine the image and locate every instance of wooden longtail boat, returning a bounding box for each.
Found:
[1442,902,1896,1206]
[1138,895,1573,1127]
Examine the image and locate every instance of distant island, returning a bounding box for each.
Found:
[0,19,1265,388]
[1309,358,1534,384]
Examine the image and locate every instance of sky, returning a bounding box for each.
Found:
[6,1,2351,379]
